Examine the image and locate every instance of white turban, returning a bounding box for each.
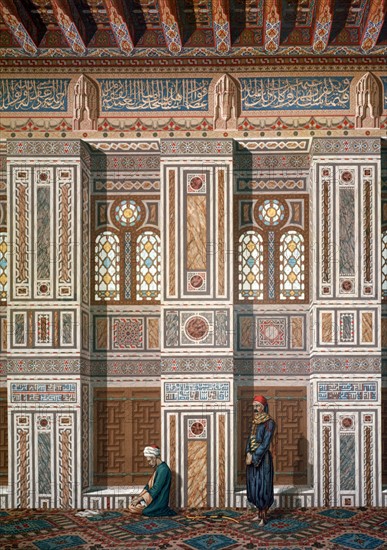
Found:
[143,445,161,457]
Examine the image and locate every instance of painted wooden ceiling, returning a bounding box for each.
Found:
[0,0,386,59]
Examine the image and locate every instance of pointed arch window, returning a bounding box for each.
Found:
[382,230,387,298]
[136,231,161,301]
[0,233,7,301]
[238,230,264,300]
[95,231,120,301]
[279,231,305,300]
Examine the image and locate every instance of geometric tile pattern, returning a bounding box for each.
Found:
[1,508,386,549]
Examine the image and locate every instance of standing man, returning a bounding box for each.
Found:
[129,445,176,517]
[246,395,276,525]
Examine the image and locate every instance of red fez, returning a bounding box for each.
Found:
[253,395,267,406]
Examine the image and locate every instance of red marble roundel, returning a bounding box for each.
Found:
[185,316,209,340]
[342,417,353,428]
[191,421,204,435]
[341,280,352,292]
[189,176,203,190]
[341,171,353,182]
[190,275,204,288]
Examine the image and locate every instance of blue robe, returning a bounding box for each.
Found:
[246,418,275,511]
[143,462,176,517]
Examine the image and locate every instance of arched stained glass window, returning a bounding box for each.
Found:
[238,231,263,300]
[95,231,120,301]
[136,231,160,300]
[0,232,7,300]
[382,230,387,298]
[279,231,305,300]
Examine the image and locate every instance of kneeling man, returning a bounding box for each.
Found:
[129,445,176,517]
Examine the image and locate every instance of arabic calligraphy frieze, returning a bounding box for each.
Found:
[382,77,387,109]
[240,77,352,111]
[98,78,211,112]
[0,79,70,111]
[317,381,377,402]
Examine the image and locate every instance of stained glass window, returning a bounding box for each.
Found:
[95,231,120,301]
[0,233,6,300]
[136,231,160,300]
[382,230,387,298]
[238,231,263,300]
[279,231,305,299]
[114,200,140,227]
[258,199,285,226]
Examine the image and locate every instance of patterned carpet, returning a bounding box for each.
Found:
[1,507,387,549]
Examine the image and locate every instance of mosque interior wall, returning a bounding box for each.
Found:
[0,66,386,509]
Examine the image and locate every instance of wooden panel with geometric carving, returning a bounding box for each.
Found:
[382,388,387,485]
[131,388,161,480]
[93,387,161,486]
[237,386,307,486]
[94,387,128,486]
[0,388,7,485]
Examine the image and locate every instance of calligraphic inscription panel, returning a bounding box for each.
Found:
[98,78,211,112]
[0,79,70,111]
[164,382,230,402]
[240,77,352,110]
[317,382,377,402]
[10,383,77,403]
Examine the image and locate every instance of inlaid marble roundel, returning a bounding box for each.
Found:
[341,280,353,292]
[190,274,204,288]
[189,176,204,191]
[341,170,353,183]
[185,316,209,340]
[191,421,204,435]
[114,199,140,227]
[341,417,353,429]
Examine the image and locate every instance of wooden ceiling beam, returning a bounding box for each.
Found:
[158,0,183,55]
[264,0,281,53]
[213,0,231,53]
[51,0,88,55]
[311,0,334,53]
[360,0,387,53]
[102,0,134,55]
[0,0,40,55]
